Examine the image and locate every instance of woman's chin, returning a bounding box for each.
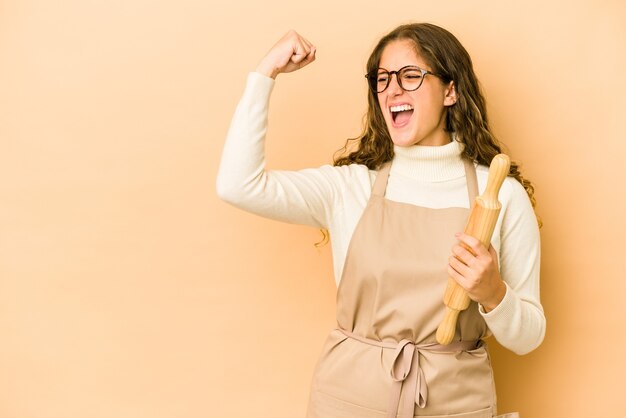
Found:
[390,135,418,147]
[387,122,418,147]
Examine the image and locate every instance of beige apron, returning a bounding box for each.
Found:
[306,159,519,418]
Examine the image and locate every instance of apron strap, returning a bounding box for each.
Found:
[372,161,392,197]
[463,158,479,205]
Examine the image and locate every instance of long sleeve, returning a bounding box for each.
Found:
[479,178,546,355]
[216,72,345,229]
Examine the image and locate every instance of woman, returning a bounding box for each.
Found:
[217,23,545,418]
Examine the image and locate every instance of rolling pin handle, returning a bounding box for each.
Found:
[436,307,460,345]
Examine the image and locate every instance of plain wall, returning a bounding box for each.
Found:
[1,0,624,417]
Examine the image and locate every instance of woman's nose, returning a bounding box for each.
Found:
[386,73,403,95]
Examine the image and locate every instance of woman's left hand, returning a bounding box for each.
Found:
[448,233,506,312]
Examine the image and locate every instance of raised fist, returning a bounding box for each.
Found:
[255,30,316,79]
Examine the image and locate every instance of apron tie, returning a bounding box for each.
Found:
[388,339,427,417]
[337,328,479,418]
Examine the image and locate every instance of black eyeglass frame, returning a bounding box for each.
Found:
[365,65,440,94]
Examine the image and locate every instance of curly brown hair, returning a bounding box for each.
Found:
[334,23,541,227]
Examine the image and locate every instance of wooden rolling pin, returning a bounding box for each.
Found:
[436,154,511,345]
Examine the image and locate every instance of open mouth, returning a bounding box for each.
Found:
[390,104,414,127]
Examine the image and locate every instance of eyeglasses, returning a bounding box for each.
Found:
[365,65,439,94]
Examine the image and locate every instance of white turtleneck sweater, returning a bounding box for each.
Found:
[216,72,545,355]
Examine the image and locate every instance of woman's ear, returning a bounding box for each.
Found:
[443,81,457,106]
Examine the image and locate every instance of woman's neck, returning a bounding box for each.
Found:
[391,139,466,182]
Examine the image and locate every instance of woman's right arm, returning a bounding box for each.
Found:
[216,31,347,228]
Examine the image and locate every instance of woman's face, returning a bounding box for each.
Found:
[377,39,456,147]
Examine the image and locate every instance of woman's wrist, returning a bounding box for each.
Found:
[480,281,507,313]
[255,61,279,79]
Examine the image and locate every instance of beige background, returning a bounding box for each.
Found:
[1,0,624,417]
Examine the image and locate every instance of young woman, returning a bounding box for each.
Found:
[217,23,545,418]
